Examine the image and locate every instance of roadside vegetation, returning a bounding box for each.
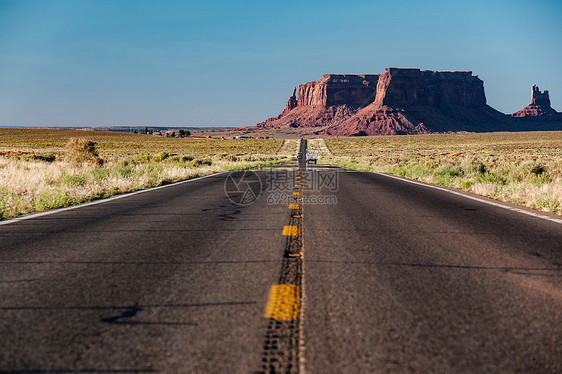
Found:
[276,139,300,155]
[307,139,332,157]
[324,132,562,214]
[0,128,286,220]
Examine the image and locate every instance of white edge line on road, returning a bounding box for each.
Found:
[0,171,230,226]
[375,171,562,225]
[337,166,562,225]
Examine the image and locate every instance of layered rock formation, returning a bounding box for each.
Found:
[329,68,513,136]
[511,85,561,118]
[297,74,379,107]
[246,68,562,137]
[256,74,379,132]
[374,69,486,107]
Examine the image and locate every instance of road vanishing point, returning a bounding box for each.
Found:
[1,140,561,373]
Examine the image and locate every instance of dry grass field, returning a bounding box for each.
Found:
[3,129,561,219]
[276,139,300,155]
[0,128,286,220]
[0,128,281,156]
[324,131,562,214]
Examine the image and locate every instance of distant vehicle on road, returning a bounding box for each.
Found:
[297,152,303,160]
[306,152,318,164]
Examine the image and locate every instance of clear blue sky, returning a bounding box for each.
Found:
[1,0,561,127]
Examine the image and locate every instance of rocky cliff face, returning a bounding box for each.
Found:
[335,68,494,135]
[511,85,560,118]
[296,74,379,107]
[373,68,486,107]
[257,74,379,131]
[282,87,298,116]
[250,68,562,137]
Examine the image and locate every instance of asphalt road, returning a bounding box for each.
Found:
[1,153,561,373]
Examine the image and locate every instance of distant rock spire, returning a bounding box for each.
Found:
[511,84,558,118]
[530,84,551,107]
[285,87,298,112]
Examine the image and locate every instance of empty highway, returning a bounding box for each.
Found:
[1,146,561,373]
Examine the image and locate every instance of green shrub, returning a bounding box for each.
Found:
[38,153,56,162]
[35,189,71,210]
[393,167,408,177]
[435,165,463,178]
[531,164,547,175]
[477,172,507,185]
[468,157,487,175]
[62,174,87,187]
[134,153,152,163]
[408,165,430,179]
[193,159,212,167]
[115,167,133,178]
[22,153,57,162]
[535,193,560,213]
[433,173,455,187]
[527,173,552,186]
[422,158,441,170]
[0,194,5,219]
[91,168,110,183]
[151,151,170,162]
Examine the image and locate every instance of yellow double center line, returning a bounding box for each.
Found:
[265,168,304,321]
[264,284,300,320]
[260,165,305,373]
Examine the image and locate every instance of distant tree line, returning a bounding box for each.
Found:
[143,127,191,137]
